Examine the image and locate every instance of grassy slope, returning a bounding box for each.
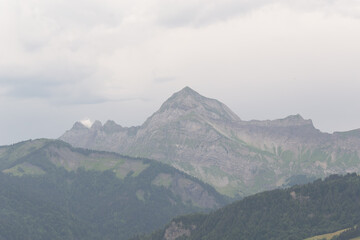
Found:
[305,228,350,240]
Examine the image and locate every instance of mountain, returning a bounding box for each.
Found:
[60,87,360,197]
[0,139,228,240]
[133,173,360,240]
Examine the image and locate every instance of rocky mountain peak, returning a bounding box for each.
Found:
[176,86,198,96]
[91,120,103,130]
[160,86,205,110]
[246,114,316,131]
[280,114,313,126]
[154,86,241,122]
[72,122,89,130]
[103,120,123,133]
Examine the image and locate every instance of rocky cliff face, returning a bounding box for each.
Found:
[60,87,360,197]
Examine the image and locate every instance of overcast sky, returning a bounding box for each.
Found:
[0,0,359,145]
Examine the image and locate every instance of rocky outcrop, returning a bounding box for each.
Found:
[164,221,195,240]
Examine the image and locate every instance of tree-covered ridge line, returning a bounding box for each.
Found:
[0,139,229,203]
[0,139,229,240]
[134,174,360,240]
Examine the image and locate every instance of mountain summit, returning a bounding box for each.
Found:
[152,86,240,122]
[60,87,360,197]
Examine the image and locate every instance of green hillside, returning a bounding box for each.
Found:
[0,139,229,240]
[305,228,350,240]
[135,174,360,240]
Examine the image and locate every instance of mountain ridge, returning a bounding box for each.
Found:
[0,138,229,239]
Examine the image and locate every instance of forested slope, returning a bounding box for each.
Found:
[135,174,360,240]
[0,139,228,240]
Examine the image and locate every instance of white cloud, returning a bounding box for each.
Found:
[80,118,93,128]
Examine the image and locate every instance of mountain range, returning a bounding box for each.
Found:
[60,87,360,197]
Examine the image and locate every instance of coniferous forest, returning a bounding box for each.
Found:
[135,174,360,240]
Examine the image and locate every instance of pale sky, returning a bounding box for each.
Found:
[0,0,359,145]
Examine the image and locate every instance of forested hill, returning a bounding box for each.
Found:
[0,139,229,240]
[134,174,360,240]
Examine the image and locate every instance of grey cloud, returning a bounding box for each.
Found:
[52,93,145,105]
[156,0,360,28]
[22,41,48,53]
[0,63,107,105]
[0,77,72,99]
[0,76,140,106]
[51,94,110,105]
[2,79,111,105]
[0,62,92,87]
[156,0,273,28]
[17,0,123,29]
[6,82,54,99]
[275,0,360,19]
[6,0,126,55]
[153,77,176,83]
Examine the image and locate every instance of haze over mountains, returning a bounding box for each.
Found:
[2,86,360,239]
[60,87,360,197]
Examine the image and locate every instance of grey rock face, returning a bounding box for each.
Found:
[60,87,360,197]
[163,221,194,240]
